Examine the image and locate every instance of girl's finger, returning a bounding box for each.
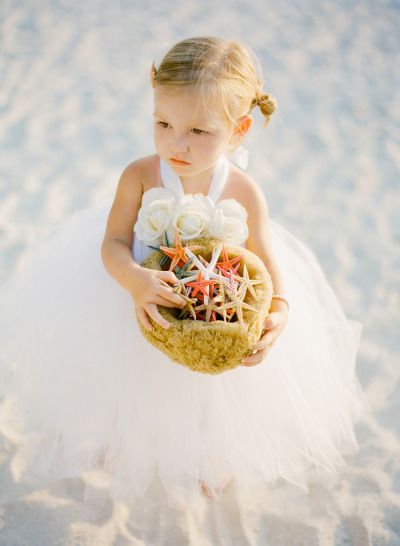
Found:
[253,341,266,352]
[152,293,185,308]
[264,312,280,329]
[241,355,263,366]
[157,285,186,307]
[254,332,274,350]
[241,349,267,366]
[158,271,179,285]
[144,303,172,330]
[136,306,153,331]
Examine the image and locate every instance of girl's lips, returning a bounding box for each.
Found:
[170,158,191,165]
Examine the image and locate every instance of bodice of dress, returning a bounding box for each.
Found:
[132,155,247,263]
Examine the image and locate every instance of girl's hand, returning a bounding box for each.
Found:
[241,303,289,367]
[130,267,186,331]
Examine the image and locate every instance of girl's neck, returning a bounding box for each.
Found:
[178,158,224,194]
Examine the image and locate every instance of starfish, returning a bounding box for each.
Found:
[158,279,198,320]
[197,243,223,272]
[227,279,249,303]
[148,230,175,267]
[222,268,241,292]
[218,292,258,325]
[159,229,192,272]
[167,279,187,295]
[216,261,241,279]
[185,271,215,303]
[194,294,226,322]
[173,257,196,280]
[183,246,223,304]
[235,264,264,301]
[215,245,243,273]
[198,255,209,267]
[178,293,198,320]
[178,270,202,284]
[184,243,223,280]
[212,272,229,322]
[159,228,203,272]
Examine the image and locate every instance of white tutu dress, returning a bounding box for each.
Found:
[0,150,369,509]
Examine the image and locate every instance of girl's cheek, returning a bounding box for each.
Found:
[154,130,167,145]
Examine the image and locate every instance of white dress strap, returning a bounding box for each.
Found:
[208,154,229,203]
[159,154,230,203]
[160,159,185,200]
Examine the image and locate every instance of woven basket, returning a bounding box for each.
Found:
[136,237,273,374]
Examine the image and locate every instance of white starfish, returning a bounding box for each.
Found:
[194,293,226,322]
[231,264,264,301]
[218,297,258,325]
[184,243,223,304]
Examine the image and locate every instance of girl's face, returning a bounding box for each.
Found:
[153,86,239,179]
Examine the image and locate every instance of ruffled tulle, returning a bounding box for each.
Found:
[0,201,370,508]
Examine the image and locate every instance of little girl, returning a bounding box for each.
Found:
[0,36,369,509]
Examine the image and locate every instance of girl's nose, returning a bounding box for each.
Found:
[172,133,190,153]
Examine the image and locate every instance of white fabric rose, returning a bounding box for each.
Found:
[133,187,176,246]
[167,193,215,241]
[209,199,249,244]
[134,188,249,247]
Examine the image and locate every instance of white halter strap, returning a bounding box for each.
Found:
[159,154,229,203]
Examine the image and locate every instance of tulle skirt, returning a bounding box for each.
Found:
[0,201,370,508]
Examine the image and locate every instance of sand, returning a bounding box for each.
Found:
[0,0,399,544]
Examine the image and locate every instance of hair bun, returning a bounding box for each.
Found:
[259,94,277,115]
[253,92,277,126]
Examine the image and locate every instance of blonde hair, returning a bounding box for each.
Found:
[151,36,277,129]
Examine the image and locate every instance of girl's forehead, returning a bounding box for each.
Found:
[153,87,227,128]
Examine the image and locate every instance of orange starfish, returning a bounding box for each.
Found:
[217,262,241,285]
[159,228,193,272]
[216,245,243,273]
[185,271,215,301]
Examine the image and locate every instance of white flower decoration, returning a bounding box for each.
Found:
[133,187,176,246]
[133,189,249,246]
[209,199,249,244]
[167,193,214,242]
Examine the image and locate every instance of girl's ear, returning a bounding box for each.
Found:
[150,62,157,89]
[229,115,253,145]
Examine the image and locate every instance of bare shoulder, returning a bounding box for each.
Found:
[225,163,269,214]
[101,154,160,249]
[120,153,159,186]
[113,153,160,206]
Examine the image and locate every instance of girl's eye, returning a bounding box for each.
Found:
[191,128,207,135]
[156,122,207,134]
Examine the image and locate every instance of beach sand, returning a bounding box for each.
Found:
[0,1,399,544]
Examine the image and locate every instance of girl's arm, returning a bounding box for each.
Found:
[240,177,288,313]
[239,174,289,366]
[100,161,144,293]
[100,160,186,329]
[100,158,181,284]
